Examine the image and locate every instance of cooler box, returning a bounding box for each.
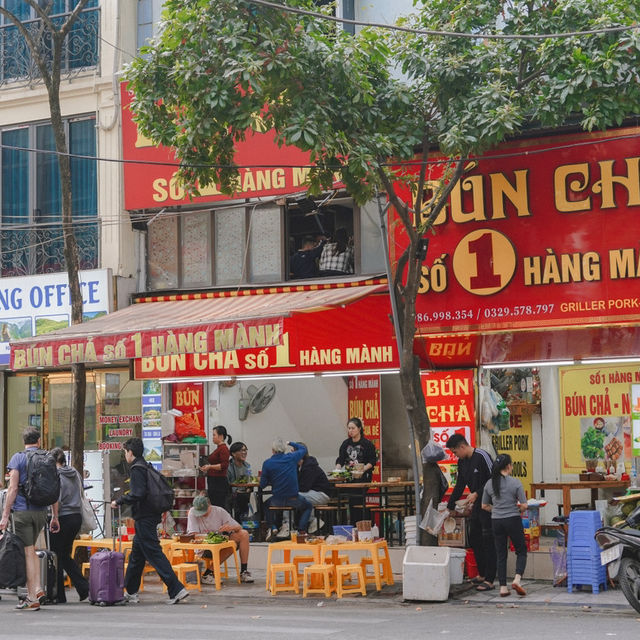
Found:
[402,546,450,601]
[443,547,466,585]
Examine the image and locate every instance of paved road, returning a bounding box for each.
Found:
[2,594,639,639]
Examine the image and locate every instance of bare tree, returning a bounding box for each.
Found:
[0,0,91,474]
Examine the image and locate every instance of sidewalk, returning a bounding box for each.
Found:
[132,568,631,612]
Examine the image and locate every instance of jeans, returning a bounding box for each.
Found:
[265,495,312,532]
[492,516,527,586]
[125,516,184,598]
[231,492,251,521]
[469,510,496,583]
[49,512,88,602]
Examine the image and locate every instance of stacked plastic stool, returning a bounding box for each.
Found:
[567,510,607,594]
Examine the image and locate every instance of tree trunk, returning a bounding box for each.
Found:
[48,53,85,477]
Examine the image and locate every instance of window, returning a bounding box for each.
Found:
[137,0,163,51]
[0,0,99,86]
[0,117,98,276]
[147,204,284,291]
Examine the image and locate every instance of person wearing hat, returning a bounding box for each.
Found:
[186,494,254,584]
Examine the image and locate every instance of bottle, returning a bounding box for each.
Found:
[371,525,379,539]
[631,465,637,488]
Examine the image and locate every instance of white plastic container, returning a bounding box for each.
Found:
[402,546,450,601]
[444,547,467,584]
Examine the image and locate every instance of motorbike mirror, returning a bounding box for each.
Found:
[626,503,640,527]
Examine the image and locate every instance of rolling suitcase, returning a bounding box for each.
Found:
[89,507,124,606]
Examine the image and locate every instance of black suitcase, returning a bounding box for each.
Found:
[17,523,58,604]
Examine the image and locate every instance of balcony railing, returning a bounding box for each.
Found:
[1,220,99,277]
[0,6,99,88]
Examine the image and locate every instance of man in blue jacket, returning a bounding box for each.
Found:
[260,438,312,540]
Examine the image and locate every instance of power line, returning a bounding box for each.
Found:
[246,0,640,41]
[1,129,640,171]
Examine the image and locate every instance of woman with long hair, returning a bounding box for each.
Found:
[482,453,528,597]
[335,417,377,523]
[49,448,89,603]
[200,425,232,508]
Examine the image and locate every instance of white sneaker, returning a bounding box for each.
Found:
[265,528,278,542]
[123,592,139,604]
[308,518,324,534]
[277,521,290,538]
[166,587,189,605]
[240,570,254,583]
[201,573,215,585]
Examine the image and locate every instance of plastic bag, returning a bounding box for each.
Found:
[550,534,567,587]
[419,499,448,534]
[421,439,446,463]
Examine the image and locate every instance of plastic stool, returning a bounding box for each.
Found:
[302,564,335,598]
[335,564,367,598]
[293,554,315,583]
[163,563,201,592]
[324,553,350,566]
[269,563,299,595]
[360,556,393,585]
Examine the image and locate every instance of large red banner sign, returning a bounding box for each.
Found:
[134,294,397,378]
[121,83,313,210]
[391,128,640,335]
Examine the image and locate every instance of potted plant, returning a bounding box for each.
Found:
[581,427,605,472]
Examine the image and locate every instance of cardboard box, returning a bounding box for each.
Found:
[437,516,468,548]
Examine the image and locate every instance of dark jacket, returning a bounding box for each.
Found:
[298,456,333,496]
[116,456,159,521]
[446,448,494,519]
[335,437,377,483]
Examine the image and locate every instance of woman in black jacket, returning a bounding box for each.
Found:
[335,417,378,523]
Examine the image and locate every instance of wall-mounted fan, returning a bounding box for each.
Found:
[239,383,276,421]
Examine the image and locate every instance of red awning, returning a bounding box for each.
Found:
[10,283,387,370]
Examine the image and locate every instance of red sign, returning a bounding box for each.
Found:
[391,128,640,335]
[421,370,476,464]
[172,382,205,439]
[121,83,313,210]
[10,317,283,371]
[133,294,397,378]
[347,375,382,495]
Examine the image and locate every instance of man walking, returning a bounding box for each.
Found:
[446,433,496,592]
[260,438,312,540]
[111,437,188,605]
[0,428,60,611]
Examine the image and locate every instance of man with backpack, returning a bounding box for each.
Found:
[111,437,188,605]
[0,428,60,611]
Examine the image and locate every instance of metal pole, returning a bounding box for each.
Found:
[375,194,423,538]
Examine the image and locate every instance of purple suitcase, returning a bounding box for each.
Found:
[89,549,124,606]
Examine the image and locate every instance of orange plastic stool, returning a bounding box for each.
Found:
[335,563,367,598]
[302,564,335,598]
[293,554,315,583]
[162,563,201,592]
[269,563,299,595]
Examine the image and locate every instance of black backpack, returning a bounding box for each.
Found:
[135,461,174,514]
[21,449,60,507]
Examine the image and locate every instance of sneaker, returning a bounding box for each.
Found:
[265,528,278,542]
[35,590,45,605]
[276,521,290,538]
[308,518,324,534]
[15,599,40,611]
[240,570,254,584]
[201,573,215,585]
[123,591,140,604]
[166,587,189,605]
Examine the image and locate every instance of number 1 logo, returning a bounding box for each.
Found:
[452,230,517,296]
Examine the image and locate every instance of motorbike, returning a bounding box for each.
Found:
[595,503,640,614]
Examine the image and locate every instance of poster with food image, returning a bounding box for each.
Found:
[171,382,205,440]
[560,364,636,473]
[142,380,162,469]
